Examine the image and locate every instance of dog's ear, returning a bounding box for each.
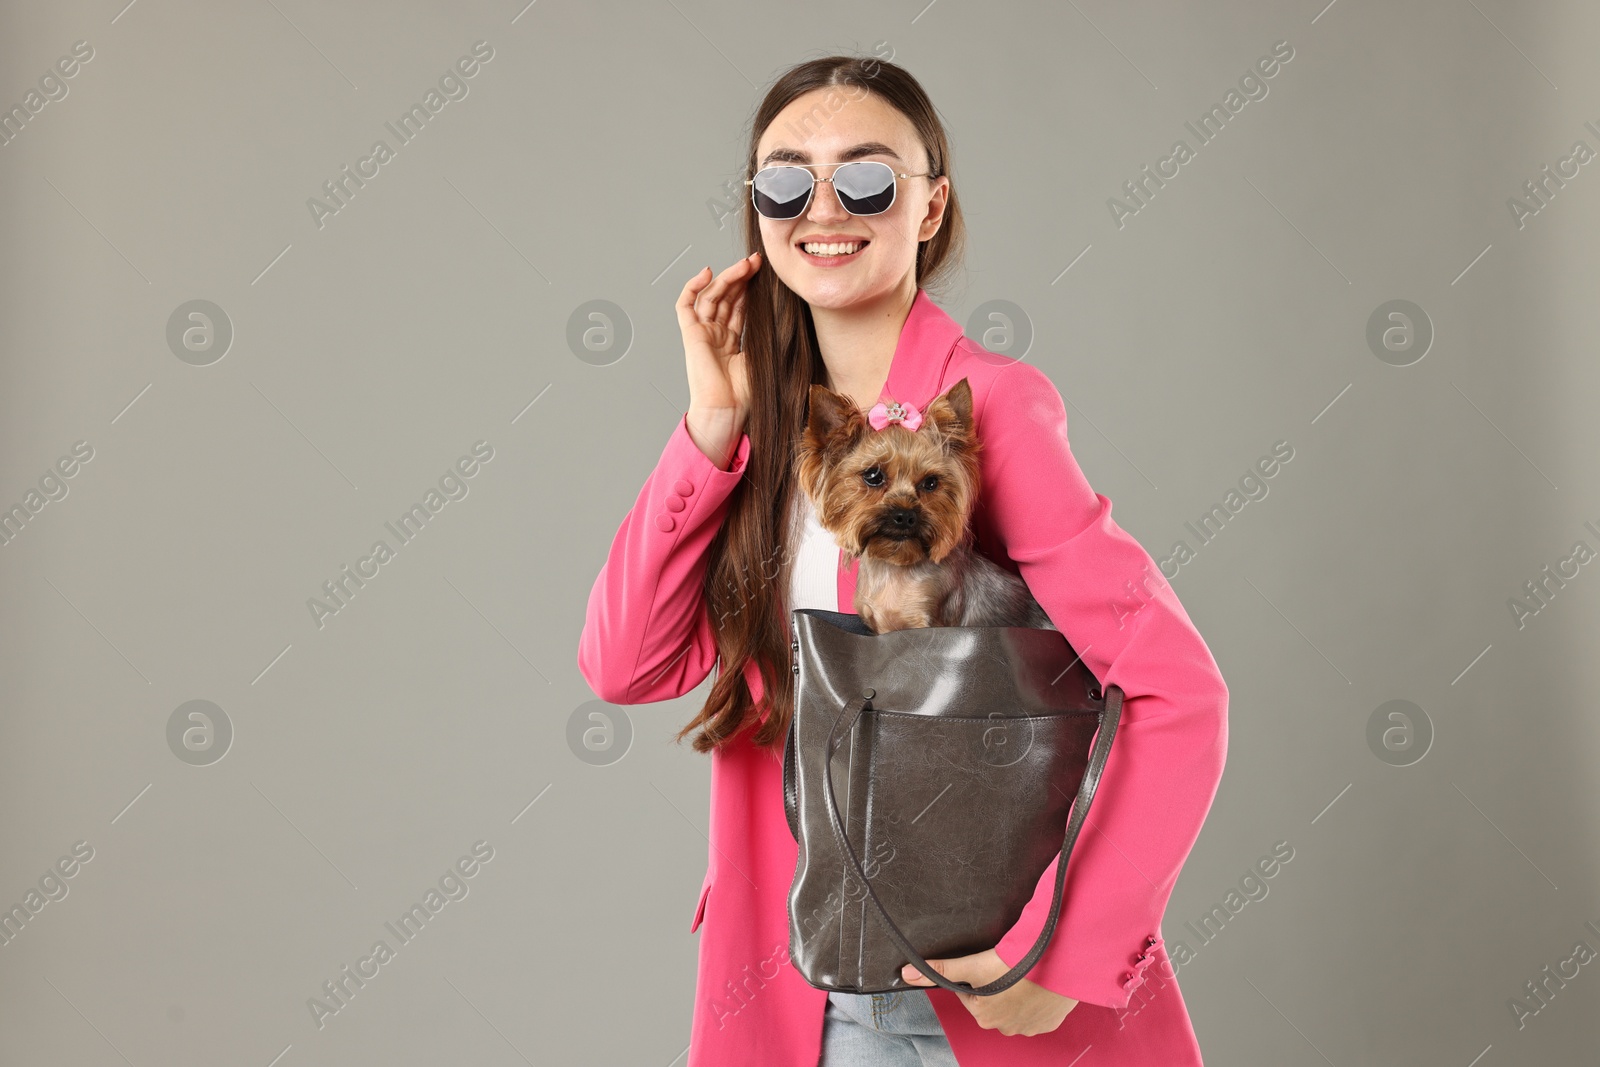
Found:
[804,384,864,449]
[924,377,974,441]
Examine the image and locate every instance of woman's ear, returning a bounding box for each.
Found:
[917,173,951,242]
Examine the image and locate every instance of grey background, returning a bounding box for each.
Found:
[1,0,1596,1064]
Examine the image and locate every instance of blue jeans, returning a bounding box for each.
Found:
[819,989,960,1066]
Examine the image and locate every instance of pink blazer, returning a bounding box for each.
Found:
[579,289,1228,1065]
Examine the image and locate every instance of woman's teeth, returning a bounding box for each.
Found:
[802,242,865,256]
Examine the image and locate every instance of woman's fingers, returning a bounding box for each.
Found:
[697,253,762,326]
[698,258,746,324]
[728,284,748,341]
[727,252,757,332]
[675,266,713,333]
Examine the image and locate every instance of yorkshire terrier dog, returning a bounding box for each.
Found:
[796,377,1056,634]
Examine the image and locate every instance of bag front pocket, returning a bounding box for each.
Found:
[848,710,1099,964]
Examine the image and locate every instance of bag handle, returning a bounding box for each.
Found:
[819,685,1122,997]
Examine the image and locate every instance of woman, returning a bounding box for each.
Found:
[578,55,1228,1066]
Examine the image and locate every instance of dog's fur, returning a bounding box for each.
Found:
[796,377,1055,634]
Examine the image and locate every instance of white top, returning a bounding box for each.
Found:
[788,491,843,612]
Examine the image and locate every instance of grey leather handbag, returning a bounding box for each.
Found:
[783,607,1122,998]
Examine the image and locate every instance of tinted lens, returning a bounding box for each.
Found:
[751,167,813,220]
[833,162,897,215]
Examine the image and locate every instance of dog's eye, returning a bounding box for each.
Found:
[862,467,885,488]
[918,475,939,493]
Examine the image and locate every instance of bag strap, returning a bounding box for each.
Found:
[784,712,801,841]
[819,685,1123,997]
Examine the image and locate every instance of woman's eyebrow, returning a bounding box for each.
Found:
[759,142,903,166]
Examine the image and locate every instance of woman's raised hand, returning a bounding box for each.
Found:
[676,252,761,469]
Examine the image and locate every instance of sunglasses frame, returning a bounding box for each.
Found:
[744,160,936,220]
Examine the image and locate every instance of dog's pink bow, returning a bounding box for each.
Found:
[867,399,923,431]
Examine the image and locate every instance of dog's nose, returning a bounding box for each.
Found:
[887,507,917,529]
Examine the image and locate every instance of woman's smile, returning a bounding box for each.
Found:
[796,234,871,267]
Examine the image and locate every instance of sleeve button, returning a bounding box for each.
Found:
[665,496,686,513]
[654,514,675,532]
[673,479,694,496]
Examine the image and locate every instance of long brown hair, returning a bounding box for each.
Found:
[671,54,967,757]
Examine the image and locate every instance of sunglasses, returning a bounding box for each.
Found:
[744,160,935,221]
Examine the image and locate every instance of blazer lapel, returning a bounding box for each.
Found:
[883,288,966,413]
[835,288,967,613]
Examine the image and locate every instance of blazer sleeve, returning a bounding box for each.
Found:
[977,362,1229,1010]
[576,413,753,705]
